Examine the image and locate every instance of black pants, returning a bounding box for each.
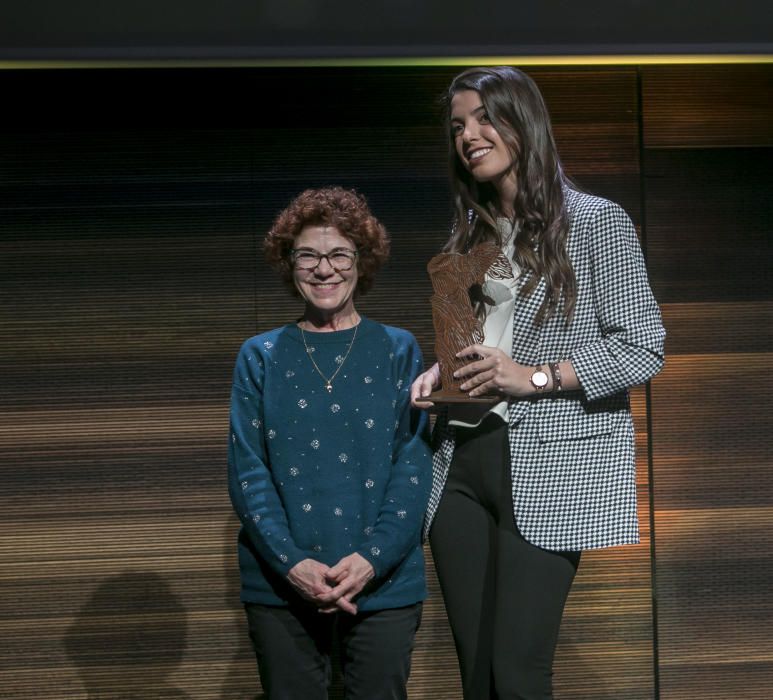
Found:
[430,417,580,700]
[244,601,422,700]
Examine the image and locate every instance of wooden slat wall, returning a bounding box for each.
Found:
[643,65,773,700]
[0,127,259,699]
[541,69,657,700]
[3,63,768,699]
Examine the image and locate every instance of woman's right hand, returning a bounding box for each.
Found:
[287,558,334,604]
[410,362,440,408]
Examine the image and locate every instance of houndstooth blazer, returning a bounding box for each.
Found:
[423,188,666,551]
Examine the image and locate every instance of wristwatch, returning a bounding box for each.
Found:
[529,365,549,392]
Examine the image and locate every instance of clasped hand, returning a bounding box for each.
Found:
[287,552,375,615]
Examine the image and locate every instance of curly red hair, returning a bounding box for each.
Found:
[263,187,390,296]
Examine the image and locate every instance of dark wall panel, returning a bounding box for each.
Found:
[642,65,773,148]
[644,148,772,304]
[0,128,257,699]
[643,64,773,700]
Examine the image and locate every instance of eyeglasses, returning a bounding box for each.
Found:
[290,248,358,271]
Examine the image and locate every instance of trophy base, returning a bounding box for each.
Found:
[427,389,500,405]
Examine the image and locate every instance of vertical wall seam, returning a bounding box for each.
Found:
[638,64,662,700]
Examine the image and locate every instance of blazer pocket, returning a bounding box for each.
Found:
[535,398,624,443]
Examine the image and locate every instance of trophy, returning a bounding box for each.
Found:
[426,242,502,404]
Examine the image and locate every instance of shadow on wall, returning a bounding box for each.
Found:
[64,571,191,700]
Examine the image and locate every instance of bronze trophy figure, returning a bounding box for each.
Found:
[427,242,502,404]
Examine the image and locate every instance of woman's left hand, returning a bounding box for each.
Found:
[317,552,375,615]
[454,344,533,398]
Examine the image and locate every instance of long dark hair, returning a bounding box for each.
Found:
[444,66,576,324]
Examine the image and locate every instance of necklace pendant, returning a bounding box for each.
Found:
[299,321,358,397]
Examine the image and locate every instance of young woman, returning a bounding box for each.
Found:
[230,187,432,699]
[411,67,666,699]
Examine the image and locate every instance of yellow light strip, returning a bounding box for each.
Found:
[1,54,772,70]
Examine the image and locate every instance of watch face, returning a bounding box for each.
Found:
[531,370,549,388]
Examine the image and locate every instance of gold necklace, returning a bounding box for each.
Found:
[299,321,359,393]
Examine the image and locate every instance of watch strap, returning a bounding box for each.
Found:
[549,362,562,394]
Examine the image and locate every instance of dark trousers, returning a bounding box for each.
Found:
[430,417,580,700]
[244,601,422,700]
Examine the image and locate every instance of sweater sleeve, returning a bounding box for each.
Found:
[355,334,432,579]
[570,201,666,401]
[227,344,307,577]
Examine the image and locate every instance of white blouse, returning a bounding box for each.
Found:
[449,219,520,428]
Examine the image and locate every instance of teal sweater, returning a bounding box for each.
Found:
[228,317,432,611]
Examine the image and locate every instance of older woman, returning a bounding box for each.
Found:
[228,187,432,700]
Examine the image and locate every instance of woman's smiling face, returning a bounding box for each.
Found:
[292,224,359,324]
[450,89,517,201]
